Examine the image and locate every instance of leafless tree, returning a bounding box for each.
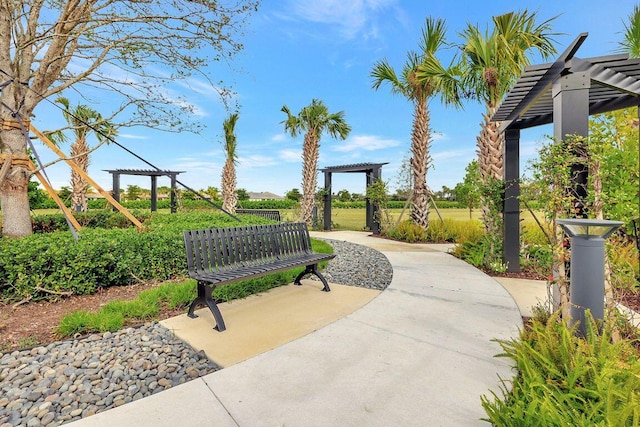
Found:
[0,0,259,237]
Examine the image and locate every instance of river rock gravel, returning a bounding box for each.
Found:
[0,239,392,426]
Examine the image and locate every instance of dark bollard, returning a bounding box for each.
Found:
[557,219,623,336]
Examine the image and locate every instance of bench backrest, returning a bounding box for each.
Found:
[235,209,281,221]
[183,222,313,275]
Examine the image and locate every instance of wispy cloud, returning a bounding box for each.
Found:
[432,149,473,162]
[173,157,218,171]
[279,149,301,162]
[431,132,447,142]
[119,133,149,140]
[283,0,401,40]
[331,134,402,152]
[271,133,287,142]
[239,154,280,168]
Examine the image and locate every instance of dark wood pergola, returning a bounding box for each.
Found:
[492,33,640,272]
[320,162,388,234]
[104,169,184,213]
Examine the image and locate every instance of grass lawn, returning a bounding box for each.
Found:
[281,208,541,231]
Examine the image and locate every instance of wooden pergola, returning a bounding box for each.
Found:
[492,33,640,272]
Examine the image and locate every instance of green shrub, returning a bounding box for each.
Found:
[608,238,639,291]
[383,220,428,243]
[482,313,640,426]
[424,218,483,243]
[384,218,482,244]
[0,212,275,302]
[31,210,153,232]
[520,243,553,277]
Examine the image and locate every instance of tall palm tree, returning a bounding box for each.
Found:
[54,97,116,212]
[620,5,640,58]
[372,17,461,229]
[221,113,239,214]
[459,10,556,233]
[281,99,351,226]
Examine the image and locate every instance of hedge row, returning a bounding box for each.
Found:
[31,210,153,233]
[33,198,469,211]
[0,212,273,302]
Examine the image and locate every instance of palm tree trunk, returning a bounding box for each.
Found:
[477,106,505,236]
[300,133,319,226]
[70,139,89,212]
[0,127,32,237]
[410,101,431,229]
[222,159,237,214]
[477,108,504,181]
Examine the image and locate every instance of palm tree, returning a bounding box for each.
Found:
[54,97,116,212]
[620,5,640,58]
[221,113,239,214]
[372,17,461,229]
[281,99,351,226]
[459,10,556,234]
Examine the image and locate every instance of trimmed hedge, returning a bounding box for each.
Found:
[0,212,274,302]
[31,210,153,232]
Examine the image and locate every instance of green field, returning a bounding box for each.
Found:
[280,208,541,231]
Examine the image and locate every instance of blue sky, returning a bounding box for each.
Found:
[32,0,638,198]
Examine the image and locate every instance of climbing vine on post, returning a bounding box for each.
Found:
[366,179,390,231]
[526,135,589,319]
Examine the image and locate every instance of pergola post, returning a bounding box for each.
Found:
[323,170,332,231]
[503,128,521,273]
[170,174,178,214]
[112,171,120,203]
[150,175,158,212]
[365,170,373,232]
[552,72,590,217]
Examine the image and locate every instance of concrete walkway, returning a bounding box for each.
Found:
[68,231,526,427]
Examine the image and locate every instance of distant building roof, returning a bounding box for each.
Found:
[247,191,284,200]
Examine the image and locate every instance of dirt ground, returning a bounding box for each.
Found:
[0,281,187,352]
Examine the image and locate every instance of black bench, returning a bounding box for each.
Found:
[183,222,335,331]
[236,209,281,221]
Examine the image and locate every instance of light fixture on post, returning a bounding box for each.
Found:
[557,218,623,335]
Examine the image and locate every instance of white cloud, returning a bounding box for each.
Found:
[285,0,400,40]
[119,133,149,140]
[279,149,301,162]
[239,154,279,168]
[432,149,473,162]
[331,134,402,152]
[431,132,447,142]
[271,133,287,142]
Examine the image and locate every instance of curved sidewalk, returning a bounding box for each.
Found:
[69,231,523,427]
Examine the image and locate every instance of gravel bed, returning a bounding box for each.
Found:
[0,323,215,427]
[311,238,393,290]
[0,239,392,426]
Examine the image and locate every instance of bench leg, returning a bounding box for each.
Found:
[294,264,331,292]
[188,281,227,332]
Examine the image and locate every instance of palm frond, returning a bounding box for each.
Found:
[619,5,640,58]
[222,112,239,164]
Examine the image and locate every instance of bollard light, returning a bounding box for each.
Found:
[557,218,623,335]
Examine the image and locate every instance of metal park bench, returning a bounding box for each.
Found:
[235,209,281,222]
[183,222,335,331]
